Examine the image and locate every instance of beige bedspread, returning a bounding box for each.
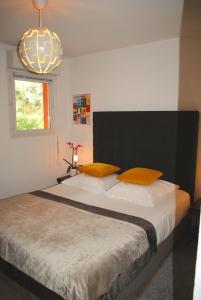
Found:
[0,192,156,300]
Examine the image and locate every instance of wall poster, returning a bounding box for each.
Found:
[72,93,90,125]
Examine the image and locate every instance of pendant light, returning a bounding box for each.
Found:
[18,0,63,74]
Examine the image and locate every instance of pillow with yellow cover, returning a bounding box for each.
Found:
[79,162,120,177]
[117,167,163,185]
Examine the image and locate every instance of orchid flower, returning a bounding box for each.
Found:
[63,142,82,172]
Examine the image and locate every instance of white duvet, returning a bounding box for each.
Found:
[45,184,190,245]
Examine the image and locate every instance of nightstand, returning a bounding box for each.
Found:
[189,198,201,227]
[57,175,71,184]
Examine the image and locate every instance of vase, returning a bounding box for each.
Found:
[70,168,77,176]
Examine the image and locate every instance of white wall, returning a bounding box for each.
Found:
[0,43,70,199]
[0,38,179,198]
[67,38,179,164]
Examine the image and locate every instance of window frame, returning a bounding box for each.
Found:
[9,70,56,137]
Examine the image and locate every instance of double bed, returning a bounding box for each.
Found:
[0,111,199,300]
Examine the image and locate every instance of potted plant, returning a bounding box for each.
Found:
[63,142,82,176]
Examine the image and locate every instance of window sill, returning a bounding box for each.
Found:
[11,128,55,138]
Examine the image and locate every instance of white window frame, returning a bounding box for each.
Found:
[9,70,56,137]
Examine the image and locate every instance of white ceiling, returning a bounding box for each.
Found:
[0,0,184,57]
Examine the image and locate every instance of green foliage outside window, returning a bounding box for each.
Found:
[15,80,44,130]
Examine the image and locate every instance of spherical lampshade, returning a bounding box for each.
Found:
[18,27,63,74]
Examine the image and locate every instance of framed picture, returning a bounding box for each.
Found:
[72,93,90,125]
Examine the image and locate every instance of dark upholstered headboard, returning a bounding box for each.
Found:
[93,111,199,202]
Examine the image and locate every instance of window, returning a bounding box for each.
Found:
[9,71,55,136]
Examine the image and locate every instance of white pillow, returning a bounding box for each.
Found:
[62,173,119,194]
[104,179,178,207]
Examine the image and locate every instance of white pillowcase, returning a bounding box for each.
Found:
[62,173,119,194]
[104,179,179,207]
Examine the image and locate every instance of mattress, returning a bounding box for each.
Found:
[45,184,190,245]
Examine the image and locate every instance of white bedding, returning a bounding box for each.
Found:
[44,184,190,245]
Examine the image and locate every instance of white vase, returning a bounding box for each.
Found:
[70,168,77,176]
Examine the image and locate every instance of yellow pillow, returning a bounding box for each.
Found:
[79,162,120,177]
[117,167,163,185]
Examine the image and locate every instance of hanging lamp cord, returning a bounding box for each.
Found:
[39,9,42,27]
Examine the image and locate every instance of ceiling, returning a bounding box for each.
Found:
[0,0,184,57]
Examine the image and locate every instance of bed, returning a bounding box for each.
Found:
[0,111,199,300]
